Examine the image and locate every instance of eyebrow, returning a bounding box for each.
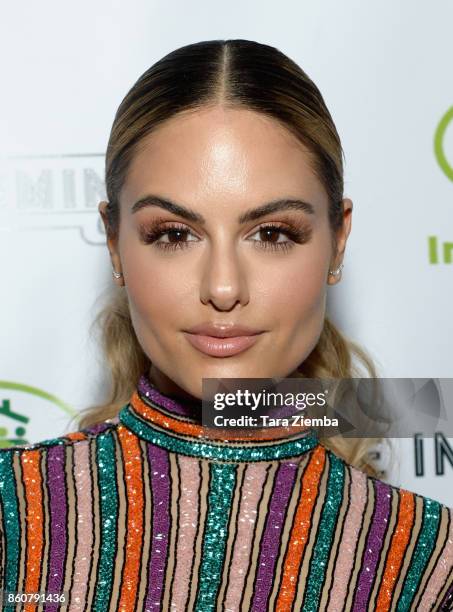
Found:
[130,194,316,223]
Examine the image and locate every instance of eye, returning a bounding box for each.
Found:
[139,219,312,253]
[247,223,311,252]
[139,222,199,251]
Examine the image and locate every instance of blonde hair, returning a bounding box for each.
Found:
[74,40,392,479]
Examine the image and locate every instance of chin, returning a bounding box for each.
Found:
[201,364,272,380]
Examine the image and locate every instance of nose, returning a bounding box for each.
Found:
[199,241,249,311]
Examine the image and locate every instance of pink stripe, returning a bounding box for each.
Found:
[224,464,269,611]
[327,468,367,611]
[419,508,453,609]
[70,442,93,610]
[170,456,201,609]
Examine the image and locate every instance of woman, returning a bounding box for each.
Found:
[1,39,452,611]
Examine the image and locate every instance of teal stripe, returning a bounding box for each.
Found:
[35,438,66,447]
[0,451,20,600]
[194,463,237,611]
[396,497,441,611]
[93,432,118,611]
[119,405,319,462]
[302,452,344,611]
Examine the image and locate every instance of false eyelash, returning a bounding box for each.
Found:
[138,222,195,251]
[138,219,312,252]
[251,222,312,252]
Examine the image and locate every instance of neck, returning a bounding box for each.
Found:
[117,372,320,463]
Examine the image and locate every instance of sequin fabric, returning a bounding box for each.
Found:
[0,373,452,611]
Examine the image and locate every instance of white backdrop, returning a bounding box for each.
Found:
[0,0,452,505]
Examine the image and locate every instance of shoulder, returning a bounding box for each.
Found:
[0,417,120,458]
[320,443,453,509]
[320,445,453,609]
[0,418,121,532]
[321,444,453,532]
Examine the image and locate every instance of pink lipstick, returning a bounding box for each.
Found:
[183,322,265,357]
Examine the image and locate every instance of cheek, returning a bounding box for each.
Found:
[256,240,330,318]
[120,242,187,334]
[274,263,325,303]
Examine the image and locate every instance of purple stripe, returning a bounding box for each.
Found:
[352,479,392,611]
[45,444,67,611]
[138,374,201,419]
[81,422,112,435]
[251,462,299,611]
[145,443,171,610]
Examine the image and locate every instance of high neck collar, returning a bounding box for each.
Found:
[118,373,319,462]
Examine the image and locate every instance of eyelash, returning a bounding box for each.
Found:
[138,221,312,253]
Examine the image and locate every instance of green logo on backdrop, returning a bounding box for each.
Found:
[0,381,75,448]
[428,236,453,264]
[434,106,453,181]
[429,108,453,264]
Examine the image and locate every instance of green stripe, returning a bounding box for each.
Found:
[396,497,441,611]
[0,451,20,598]
[194,463,237,611]
[93,432,118,611]
[119,405,318,462]
[302,452,344,611]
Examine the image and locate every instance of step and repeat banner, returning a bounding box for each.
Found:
[0,1,452,506]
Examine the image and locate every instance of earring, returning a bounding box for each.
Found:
[328,263,344,277]
[112,269,123,279]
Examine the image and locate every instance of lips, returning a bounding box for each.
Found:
[183,321,265,357]
[183,331,263,357]
[185,322,263,338]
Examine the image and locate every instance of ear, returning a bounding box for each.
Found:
[336,197,352,256]
[327,198,352,285]
[98,200,124,286]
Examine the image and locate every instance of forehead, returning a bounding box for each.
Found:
[120,106,328,215]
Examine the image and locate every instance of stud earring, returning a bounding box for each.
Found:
[328,263,344,277]
[112,269,123,279]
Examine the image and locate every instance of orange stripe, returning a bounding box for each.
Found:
[131,391,308,442]
[21,450,44,612]
[275,445,326,610]
[65,432,87,441]
[117,425,144,610]
[375,489,416,611]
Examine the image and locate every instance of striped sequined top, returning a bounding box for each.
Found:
[0,374,452,612]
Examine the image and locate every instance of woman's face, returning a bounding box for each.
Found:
[100,106,352,400]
